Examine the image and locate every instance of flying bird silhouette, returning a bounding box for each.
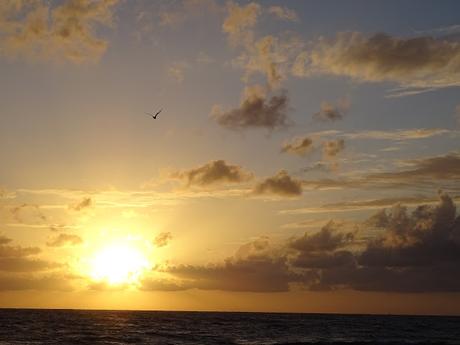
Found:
[145,109,162,119]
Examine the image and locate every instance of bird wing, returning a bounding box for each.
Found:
[155,109,163,116]
[145,112,154,117]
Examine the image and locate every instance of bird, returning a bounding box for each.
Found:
[145,109,162,119]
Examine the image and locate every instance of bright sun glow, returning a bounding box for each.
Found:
[90,243,150,286]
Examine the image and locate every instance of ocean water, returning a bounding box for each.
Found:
[0,309,459,344]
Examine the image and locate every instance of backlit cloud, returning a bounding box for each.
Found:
[281,136,314,156]
[212,85,289,130]
[171,160,253,188]
[252,170,302,197]
[268,6,298,22]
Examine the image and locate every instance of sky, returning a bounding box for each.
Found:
[0,0,460,315]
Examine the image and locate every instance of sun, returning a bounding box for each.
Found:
[90,242,150,286]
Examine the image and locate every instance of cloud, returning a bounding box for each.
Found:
[268,6,298,22]
[344,128,450,140]
[0,235,11,245]
[10,203,47,224]
[320,193,460,292]
[322,139,345,167]
[0,0,118,63]
[69,197,92,211]
[283,195,456,214]
[0,240,60,273]
[46,233,83,247]
[367,153,460,183]
[153,232,172,248]
[314,98,350,122]
[295,153,460,194]
[142,194,460,293]
[160,238,300,292]
[222,1,261,47]
[298,32,460,94]
[168,61,188,83]
[212,85,290,130]
[171,160,253,188]
[289,222,355,254]
[281,136,314,156]
[0,273,73,291]
[252,170,302,197]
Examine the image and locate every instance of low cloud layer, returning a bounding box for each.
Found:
[149,194,460,293]
[212,85,289,130]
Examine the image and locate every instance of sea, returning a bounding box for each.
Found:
[0,309,459,344]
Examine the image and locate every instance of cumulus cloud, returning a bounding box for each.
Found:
[153,232,172,248]
[281,136,314,156]
[252,170,302,197]
[321,193,460,292]
[0,0,118,63]
[171,160,253,188]
[212,85,289,130]
[322,139,345,159]
[223,1,261,47]
[297,32,460,94]
[141,194,460,293]
[268,6,298,22]
[46,233,83,247]
[69,197,92,211]
[314,98,350,122]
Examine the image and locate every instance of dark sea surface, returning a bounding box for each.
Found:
[0,309,459,345]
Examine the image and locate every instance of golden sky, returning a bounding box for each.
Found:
[1,0,460,315]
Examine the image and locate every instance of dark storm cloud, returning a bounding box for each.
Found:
[252,170,303,197]
[171,160,253,187]
[211,85,289,130]
[153,232,172,248]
